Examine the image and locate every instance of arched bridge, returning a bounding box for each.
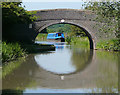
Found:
[9,9,101,49]
[33,9,98,49]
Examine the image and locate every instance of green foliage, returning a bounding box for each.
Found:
[2,2,37,25]
[35,33,47,41]
[84,1,120,38]
[2,42,26,62]
[96,39,120,51]
[84,1,120,51]
[70,25,86,37]
[2,2,37,41]
[47,24,86,37]
[71,37,89,48]
[66,36,89,48]
[47,24,71,33]
[65,36,72,44]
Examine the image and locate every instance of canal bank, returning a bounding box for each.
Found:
[2,42,55,79]
[2,42,55,62]
[21,43,55,53]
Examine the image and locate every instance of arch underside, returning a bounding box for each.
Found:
[34,20,96,49]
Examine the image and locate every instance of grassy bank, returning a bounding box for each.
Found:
[2,42,26,78]
[96,39,120,51]
[2,41,55,63]
[2,41,55,78]
[2,42,26,63]
[66,37,90,48]
[35,33,47,41]
[66,37,120,51]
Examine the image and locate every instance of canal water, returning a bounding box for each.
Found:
[2,41,119,93]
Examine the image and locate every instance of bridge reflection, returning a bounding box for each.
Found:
[2,46,118,93]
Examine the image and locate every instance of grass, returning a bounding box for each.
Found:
[35,33,47,41]
[2,41,26,63]
[66,37,90,48]
[2,41,55,62]
[66,37,120,51]
[96,39,120,51]
[2,41,26,78]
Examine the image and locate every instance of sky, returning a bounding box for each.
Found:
[22,0,119,11]
[22,0,86,2]
[22,1,85,11]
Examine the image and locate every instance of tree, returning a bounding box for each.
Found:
[2,2,36,25]
[84,1,120,39]
[1,2,37,41]
[70,25,86,37]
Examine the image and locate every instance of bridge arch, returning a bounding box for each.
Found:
[36,21,96,49]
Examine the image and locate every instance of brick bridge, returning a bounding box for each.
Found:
[9,9,101,49]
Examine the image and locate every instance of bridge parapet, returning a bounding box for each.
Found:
[34,9,96,21]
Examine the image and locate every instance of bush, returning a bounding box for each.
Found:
[2,42,26,63]
[96,39,120,51]
[66,36,72,44]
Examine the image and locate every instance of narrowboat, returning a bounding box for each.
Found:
[47,32,65,42]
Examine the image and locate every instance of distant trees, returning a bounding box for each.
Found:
[47,24,71,33]
[47,24,87,37]
[70,25,86,37]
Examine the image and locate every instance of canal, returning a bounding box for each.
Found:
[2,41,119,93]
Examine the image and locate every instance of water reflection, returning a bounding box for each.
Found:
[55,45,64,50]
[71,49,93,73]
[34,46,93,75]
[2,42,119,93]
[2,55,39,90]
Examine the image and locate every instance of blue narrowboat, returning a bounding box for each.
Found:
[47,32,65,42]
